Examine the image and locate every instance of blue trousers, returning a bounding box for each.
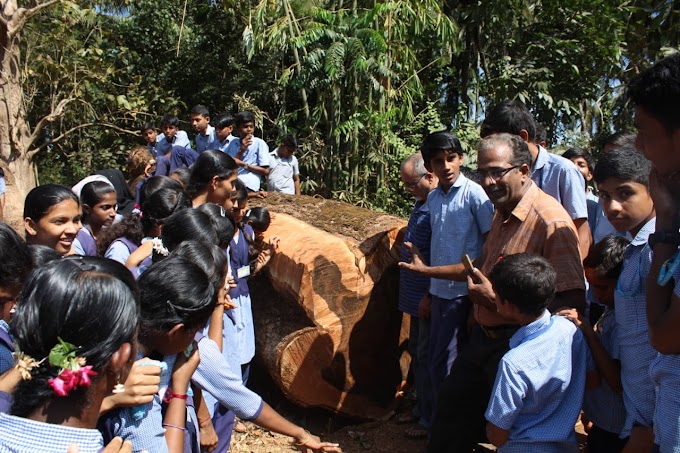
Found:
[408,314,434,429]
[428,295,471,398]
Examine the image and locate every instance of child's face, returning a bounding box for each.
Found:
[237,122,255,137]
[568,157,592,182]
[278,145,294,158]
[210,173,239,206]
[634,106,680,176]
[427,149,462,190]
[585,268,616,307]
[86,192,117,229]
[191,114,210,134]
[25,199,82,255]
[598,178,655,236]
[216,125,233,142]
[162,124,178,140]
[232,199,248,224]
[142,128,158,145]
[0,286,18,323]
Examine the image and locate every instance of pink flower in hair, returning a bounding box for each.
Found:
[76,366,97,386]
[48,376,69,396]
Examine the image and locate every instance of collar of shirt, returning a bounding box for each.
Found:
[413,199,429,214]
[532,145,549,172]
[507,181,539,223]
[199,125,215,138]
[436,172,467,196]
[509,309,551,348]
[630,217,656,247]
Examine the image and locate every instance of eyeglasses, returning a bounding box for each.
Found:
[404,173,427,189]
[477,166,519,181]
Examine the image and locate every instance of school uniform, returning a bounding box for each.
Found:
[195,125,218,153]
[485,310,588,453]
[615,218,657,437]
[266,148,299,194]
[229,226,256,368]
[532,146,588,221]
[0,413,104,452]
[426,173,494,396]
[72,226,97,256]
[104,236,141,265]
[225,137,270,191]
[156,131,190,155]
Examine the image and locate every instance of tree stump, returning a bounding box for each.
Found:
[248,193,410,420]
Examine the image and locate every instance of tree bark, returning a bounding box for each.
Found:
[249,194,410,419]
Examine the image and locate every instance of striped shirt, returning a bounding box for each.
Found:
[399,199,432,316]
[532,146,588,220]
[0,413,104,453]
[478,182,585,326]
[485,311,587,452]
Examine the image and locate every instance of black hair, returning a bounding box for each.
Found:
[235,111,255,127]
[96,213,144,257]
[138,176,183,207]
[141,188,191,235]
[628,53,680,132]
[562,147,595,172]
[477,133,533,168]
[11,256,139,417]
[190,105,210,118]
[214,113,235,130]
[195,203,236,249]
[488,253,556,316]
[171,241,228,294]
[460,166,480,184]
[0,222,32,291]
[28,245,63,268]
[593,146,652,186]
[245,206,271,233]
[420,132,464,166]
[281,134,298,149]
[137,256,216,339]
[170,168,192,188]
[24,184,80,222]
[603,131,636,150]
[187,150,238,199]
[160,115,180,127]
[584,235,630,279]
[480,100,536,140]
[140,121,157,134]
[233,178,248,203]
[80,181,116,224]
[159,209,219,256]
[534,122,547,144]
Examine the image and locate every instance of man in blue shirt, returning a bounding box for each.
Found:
[485,253,588,453]
[481,100,591,259]
[225,111,270,192]
[398,152,438,437]
[191,104,218,153]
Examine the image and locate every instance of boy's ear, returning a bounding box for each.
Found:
[24,217,37,237]
[519,129,531,143]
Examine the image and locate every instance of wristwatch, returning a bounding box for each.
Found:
[649,231,680,248]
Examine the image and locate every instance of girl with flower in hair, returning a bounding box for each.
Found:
[0,256,139,452]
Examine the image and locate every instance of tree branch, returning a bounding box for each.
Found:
[8,0,62,40]
[26,97,72,147]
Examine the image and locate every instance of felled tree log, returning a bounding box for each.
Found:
[248,193,409,420]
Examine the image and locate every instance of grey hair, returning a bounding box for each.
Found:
[477,133,532,168]
[400,152,427,176]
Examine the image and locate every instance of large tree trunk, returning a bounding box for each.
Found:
[249,194,410,420]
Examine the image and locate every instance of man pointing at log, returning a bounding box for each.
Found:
[401,133,585,452]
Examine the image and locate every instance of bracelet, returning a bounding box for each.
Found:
[162,423,187,431]
[199,417,212,428]
[293,429,312,447]
[163,389,188,404]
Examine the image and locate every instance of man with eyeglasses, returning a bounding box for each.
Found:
[404,133,585,452]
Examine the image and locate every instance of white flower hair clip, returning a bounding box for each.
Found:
[151,237,170,256]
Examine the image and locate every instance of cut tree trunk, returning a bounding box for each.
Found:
[248,193,410,420]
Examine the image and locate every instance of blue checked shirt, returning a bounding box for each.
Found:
[0,413,104,452]
[399,199,432,316]
[485,311,587,453]
[195,125,218,153]
[225,136,270,191]
[615,217,657,437]
[650,251,680,453]
[0,321,14,375]
[426,173,494,299]
[582,307,626,435]
[532,147,588,220]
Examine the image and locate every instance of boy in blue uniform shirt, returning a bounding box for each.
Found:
[225,111,270,192]
[592,147,657,451]
[485,253,588,453]
[213,113,236,153]
[191,104,218,153]
[156,114,190,155]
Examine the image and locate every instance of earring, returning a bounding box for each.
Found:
[112,377,125,394]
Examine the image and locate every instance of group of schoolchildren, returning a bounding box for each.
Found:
[397,54,680,453]
[0,109,339,452]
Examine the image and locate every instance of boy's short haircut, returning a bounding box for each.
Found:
[593,146,652,186]
[584,235,631,279]
[281,134,298,149]
[420,131,463,165]
[628,53,680,132]
[489,253,556,316]
[534,122,547,144]
[235,111,255,127]
[477,133,532,168]
[140,121,156,134]
[214,113,234,129]
[562,147,595,172]
[480,99,536,140]
[160,115,180,127]
[603,131,636,150]
[190,105,210,117]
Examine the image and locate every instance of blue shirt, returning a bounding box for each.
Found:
[225,137,270,191]
[582,307,626,435]
[399,199,432,316]
[195,125,218,153]
[615,217,657,436]
[650,253,680,453]
[156,130,190,155]
[0,321,14,375]
[532,147,588,220]
[0,413,104,453]
[426,173,494,299]
[0,176,5,195]
[485,311,587,453]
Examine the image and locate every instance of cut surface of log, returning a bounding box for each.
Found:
[249,194,410,419]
